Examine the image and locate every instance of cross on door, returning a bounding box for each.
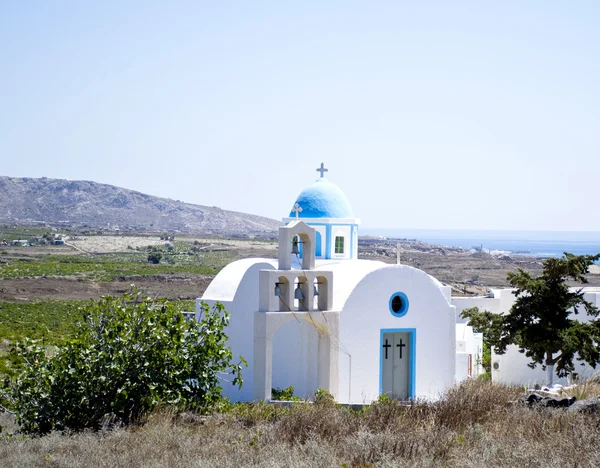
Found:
[397,339,406,359]
[382,339,391,359]
[382,331,411,400]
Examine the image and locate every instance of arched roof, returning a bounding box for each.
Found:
[202,257,448,311]
[313,260,450,310]
[289,178,354,219]
[201,258,277,302]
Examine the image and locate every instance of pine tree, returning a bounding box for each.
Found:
[461,253,600,385]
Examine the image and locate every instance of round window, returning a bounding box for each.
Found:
[389,292,409,317]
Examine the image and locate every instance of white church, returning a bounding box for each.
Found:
[197,164,485,404]
[196,165,600,403]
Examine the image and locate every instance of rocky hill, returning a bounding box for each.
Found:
[0,176,280,237]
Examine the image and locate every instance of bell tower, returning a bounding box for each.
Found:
[277,220,315,271]
[253,217,339,402]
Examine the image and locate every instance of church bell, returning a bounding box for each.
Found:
[291,238,300,255]
[294,284,304,300]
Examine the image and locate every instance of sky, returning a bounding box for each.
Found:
[1,2,599,231]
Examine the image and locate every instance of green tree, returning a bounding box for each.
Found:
[147,252,162,264]
[461,253,600,385]
[1,291,245,435]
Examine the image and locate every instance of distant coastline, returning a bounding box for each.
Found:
[361,229,600,258]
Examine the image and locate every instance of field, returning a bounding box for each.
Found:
[3,228,599,302]
[2,380,600,467]
[0,233,274,302]
[0,229,247,375]
[2,228,600,467]
[0,298,195,376]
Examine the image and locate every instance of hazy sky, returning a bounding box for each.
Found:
[1,2,599,231]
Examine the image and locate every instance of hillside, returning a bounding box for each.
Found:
[0,176,280,237]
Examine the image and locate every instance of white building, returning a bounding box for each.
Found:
[455,323,484,382]
[198,165,483,403]
[453,288,600,387]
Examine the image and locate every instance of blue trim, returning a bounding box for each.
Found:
[379,328,417,399]
[315,231,322,257]
[295,222,357,260]
[389,292,409,318]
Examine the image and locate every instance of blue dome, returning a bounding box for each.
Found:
[289,178,355,219]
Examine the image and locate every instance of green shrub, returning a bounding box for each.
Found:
[0,299,196,376]
[0,291,246,435]
[147,252,162,264]
[271,385,299,401]
[313,388,336,406]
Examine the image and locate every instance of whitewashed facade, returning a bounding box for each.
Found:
[198,165,483,403]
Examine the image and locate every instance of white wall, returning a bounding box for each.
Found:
[337,265,456,404]
[452,289,518,323]
[198,261,275,402]
[493,291,600,386]
[330,225,351,260]
[455,324,483,381]
[456,353,470,381]
[453,297,499,324]
[271,319,319,398]
[473,333,484,377]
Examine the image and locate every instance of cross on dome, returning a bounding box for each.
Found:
[292,203,303,219]
[288,167,355,219]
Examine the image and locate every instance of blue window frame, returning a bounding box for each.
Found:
[389,292,409,318]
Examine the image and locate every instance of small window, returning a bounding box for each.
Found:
[391,295,403,313]
[335,236,344,254]
[389,292,409,317]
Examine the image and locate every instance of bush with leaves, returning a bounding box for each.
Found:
[271,385,302,401]
[147,252,162,264]
[0,291,245,435]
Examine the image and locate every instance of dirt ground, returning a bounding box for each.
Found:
[0,275,213,302]
[67,235,279,255]
[358,239,600,296]
[2,235,599,302]
[0,236,278,302]
[67,235,166,253]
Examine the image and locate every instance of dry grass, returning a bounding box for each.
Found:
[559,379,600,400]
[2,380,600,467]
[68,236,166,253]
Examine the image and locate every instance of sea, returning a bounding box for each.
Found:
[361,229,600,259]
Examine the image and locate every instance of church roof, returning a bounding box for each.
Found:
[289,177,355,219]
[313,260,452,310]
[315,260,384,309]
[201,258,277,302]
